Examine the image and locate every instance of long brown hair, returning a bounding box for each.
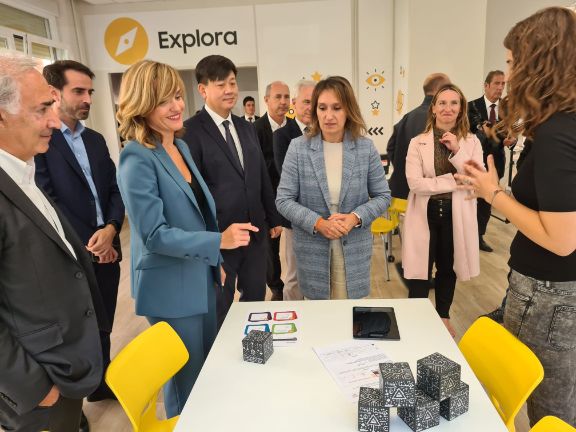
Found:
[116,60,185,149]
[502,7,576,138]
[424,84,470,140]
[307,76,366,140]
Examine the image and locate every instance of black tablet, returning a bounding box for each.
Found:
[353,306,400,340]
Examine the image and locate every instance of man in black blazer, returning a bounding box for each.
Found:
[273,80,315,300]
[254,81,290,301]
[35,61,124,404]
[242,95,259,123]
[468,70,515,252]
[0,55,108,432]
[387,73,450,199]
[182,55,282,327]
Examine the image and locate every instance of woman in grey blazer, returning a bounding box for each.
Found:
[276,76,391,299]
[116,61,256,418]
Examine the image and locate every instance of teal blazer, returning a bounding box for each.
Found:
[118,139,222,318]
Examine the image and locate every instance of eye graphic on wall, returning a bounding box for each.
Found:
[365,69,385,91]
[287,106,295,119]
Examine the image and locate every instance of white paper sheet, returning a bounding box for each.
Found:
[314,340,392,402]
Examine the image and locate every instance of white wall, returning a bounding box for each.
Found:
[357,0,394,153]
[483,0,573,77]
[403,0,488,110]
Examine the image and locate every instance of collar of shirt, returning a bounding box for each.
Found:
[267,114,286,132]
[295,117,308,134]
[0,147,35,186]
[205,104,233,128]
[484,96,499,111]
[60,121,85,139]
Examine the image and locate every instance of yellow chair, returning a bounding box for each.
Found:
[459,317,544,432]
[530,416,575,432]
[105,322,189,432]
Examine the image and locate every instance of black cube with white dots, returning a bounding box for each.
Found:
[242,330,273,364]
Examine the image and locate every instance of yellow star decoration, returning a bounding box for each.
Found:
[372,109,380,116]
[311,71,322,82]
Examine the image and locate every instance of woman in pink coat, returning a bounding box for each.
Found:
[402,84,483,337]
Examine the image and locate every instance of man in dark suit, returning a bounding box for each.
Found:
[242,95,259,123]
[254,81,290,301]
[468,70,515,252]
[35,61,124,405]
[387,73,451,199]
[182,55,282,327]
[273,79,315,300]
[0,54,108,432]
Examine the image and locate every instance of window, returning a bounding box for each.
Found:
[0,3,68,63]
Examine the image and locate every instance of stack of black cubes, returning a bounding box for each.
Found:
[358,353,469,432]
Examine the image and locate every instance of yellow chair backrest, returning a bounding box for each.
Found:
[458,317,544,432]
[389,197,407,215]
[530,416,575,432]
[105,322,189,432]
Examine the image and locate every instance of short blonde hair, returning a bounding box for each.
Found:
[116,60,185,149]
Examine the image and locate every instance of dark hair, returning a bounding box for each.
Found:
[195,55,237,85]
[308,76,366,140]
[43,60,95,90]
[484,70,504,85]
[243,96,255,106]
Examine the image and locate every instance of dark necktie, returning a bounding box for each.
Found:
[248,117,253,123]
[489,103,497,124]
[222,120,243,170]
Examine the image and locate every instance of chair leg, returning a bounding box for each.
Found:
[382,234,390,281]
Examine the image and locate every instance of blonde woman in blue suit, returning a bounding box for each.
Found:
[116,60,257,418]
[276,76,391,299]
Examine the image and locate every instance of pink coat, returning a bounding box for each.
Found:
[402,131,483,281]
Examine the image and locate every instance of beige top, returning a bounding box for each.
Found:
[323,140,343,206]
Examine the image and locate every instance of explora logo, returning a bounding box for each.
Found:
[104,18,149,65]
[158,30,238,53]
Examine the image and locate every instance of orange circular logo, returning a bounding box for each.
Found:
[104,17,148,65]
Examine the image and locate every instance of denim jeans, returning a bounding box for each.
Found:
[503,270,576,427]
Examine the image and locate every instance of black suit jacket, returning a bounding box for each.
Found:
[254,113,281,192]
[386,95,432,199]
[35,128,125,250]
[0,167,108,416]
[468,97,506,178]
[182,108,281,239]
[273,118,302,228]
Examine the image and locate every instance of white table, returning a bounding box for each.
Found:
[175,299,507,431]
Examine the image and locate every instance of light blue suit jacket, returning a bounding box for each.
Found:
[276,132,391,299]
[118,139,222,318]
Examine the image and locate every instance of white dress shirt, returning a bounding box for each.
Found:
[0,147,76,258]
[483,96,500,120]
[205,104,244,168]
[295,117,308,134]
[267,114,287,133]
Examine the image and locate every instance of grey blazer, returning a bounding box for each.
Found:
[0,167,107,416]
[276,132,391,299]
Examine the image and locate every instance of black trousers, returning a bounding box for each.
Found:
[477,197,491,237]
[92,261,120,381]
[0,396,82,432]
[217,234,267,329]
[408,199,456,318]
[266,234,283,293]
